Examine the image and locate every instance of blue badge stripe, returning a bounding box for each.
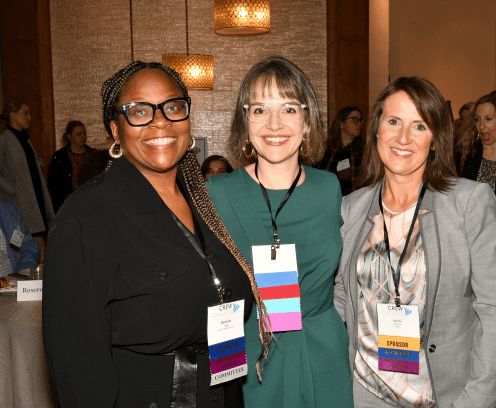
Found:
[209,337,246,360]
[254,271,298,288]
[263,297,301,314]
[378,348,419,362]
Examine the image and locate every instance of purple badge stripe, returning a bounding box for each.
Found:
[379,358,419,374]
[210,350,247,374]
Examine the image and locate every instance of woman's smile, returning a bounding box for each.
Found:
[262,135,290,146]
[143,137,176,146]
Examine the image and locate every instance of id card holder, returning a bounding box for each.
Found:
[251,244,302,332]
[336,158,351,180]
[9,227,24,252]
[207,299,247,385]
[377,303,420,374]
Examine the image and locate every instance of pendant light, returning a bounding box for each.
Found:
[214,0,270,36]
[162,0,214,90]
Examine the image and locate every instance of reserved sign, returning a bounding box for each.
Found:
[17,280,43,301]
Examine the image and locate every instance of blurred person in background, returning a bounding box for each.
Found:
[456,94,496,194]
[317,106,365,195]
[48,120,95,212]
[0,199,40,277]
[201,154,233,181]
[0,101,54,257]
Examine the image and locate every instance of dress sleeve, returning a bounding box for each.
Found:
[453,183,496,408]
[43,220,119,407]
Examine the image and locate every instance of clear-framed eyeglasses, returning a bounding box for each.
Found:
[344,116,365,125]
[243,102,307,124]
[117,97,191,127]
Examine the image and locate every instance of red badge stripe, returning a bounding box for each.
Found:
[258,284,300,300]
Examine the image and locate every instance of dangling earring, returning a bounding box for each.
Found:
[299,136,309,158]
[109,140,123,159]
[476,132,481,140]
[242,138,255,158]
[188,137,196,151]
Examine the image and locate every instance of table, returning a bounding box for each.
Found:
[0,287,58,408]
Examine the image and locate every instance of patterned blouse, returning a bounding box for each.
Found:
[477,157,496,192]
[353,202,434,407]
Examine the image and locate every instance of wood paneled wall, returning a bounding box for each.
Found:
[0,0,55,177]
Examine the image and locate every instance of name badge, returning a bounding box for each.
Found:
[336,159,351,180]
[377,303,420,374]
[207,299,247,385]
[251,244,302,332]
[9,227,24,252]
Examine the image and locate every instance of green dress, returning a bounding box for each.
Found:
[207,166,353,408]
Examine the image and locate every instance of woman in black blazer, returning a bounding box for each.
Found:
[43,61,271,408]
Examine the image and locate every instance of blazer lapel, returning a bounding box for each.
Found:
[346,185,380,325]
[418,188,441,348]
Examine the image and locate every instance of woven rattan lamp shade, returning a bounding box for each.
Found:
[214,0,270,36]
[162,54,214,90]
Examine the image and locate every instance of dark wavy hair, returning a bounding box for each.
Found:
[228,56,326,167]
[358,76,457,192]
[327,106,363,152]
[200,155,234,178]
[100,61,272,380]
[456,93,496,171]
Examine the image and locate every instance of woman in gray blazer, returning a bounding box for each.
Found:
[0,102,54,236]
[335,77,496,408]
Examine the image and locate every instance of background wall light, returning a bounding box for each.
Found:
[214,0,270,36]
[162,0,214,90]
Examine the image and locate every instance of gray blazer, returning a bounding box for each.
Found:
[335,178,496,408]
[0,129,54,234]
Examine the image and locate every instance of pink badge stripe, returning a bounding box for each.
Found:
[210,350,247,374]
[267,311,302,332]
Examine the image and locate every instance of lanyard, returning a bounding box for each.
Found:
[255,162,302,260]
[378,185,426,307]
[169,187,224,303]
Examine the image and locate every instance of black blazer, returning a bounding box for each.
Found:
[43,157,253,408]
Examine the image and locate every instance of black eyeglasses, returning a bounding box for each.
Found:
[117,97,191,127]
[344,116,365,125]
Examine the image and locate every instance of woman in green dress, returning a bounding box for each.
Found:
[207,57,353,408]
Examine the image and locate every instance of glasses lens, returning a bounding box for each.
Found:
[278,104,303,123]
[127,104,153,125]
[247,105,270,123]
[163,100,189,121]
[247,104,303,123]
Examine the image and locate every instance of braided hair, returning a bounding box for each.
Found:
[101,61,273,381]
[101,60,188,137]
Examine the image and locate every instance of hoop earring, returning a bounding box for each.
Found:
[299,137,309,158]
[188,137,196,151]
[109,141,123,159]
[242,138,255,158]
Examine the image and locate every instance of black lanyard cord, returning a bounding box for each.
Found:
[255,162,302,260]
[169,185,224,303]
[378,185,426,307]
